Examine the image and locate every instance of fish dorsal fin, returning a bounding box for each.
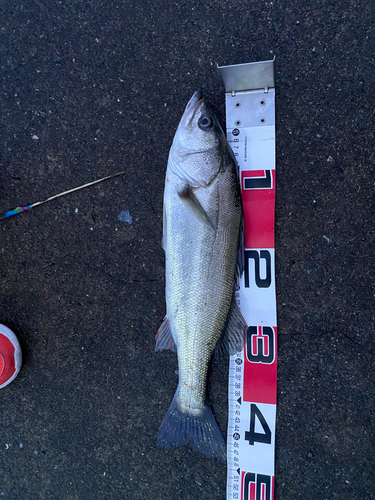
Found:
[155,316,177,352]
[213,296,247,360]
[178,184,215,230]
[236,215,245,278]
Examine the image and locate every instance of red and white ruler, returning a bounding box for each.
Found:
[218,60,277,500]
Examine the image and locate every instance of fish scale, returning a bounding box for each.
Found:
[167,171,239,411]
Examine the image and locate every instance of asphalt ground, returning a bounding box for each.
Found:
[0,1,374,499]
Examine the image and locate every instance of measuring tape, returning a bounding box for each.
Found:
[218,60,277,500]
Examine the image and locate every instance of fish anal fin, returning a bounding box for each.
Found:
[213,297,246,360]
[155,316,177,352]
[178,185,215,230]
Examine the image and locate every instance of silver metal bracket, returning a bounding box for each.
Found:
[218,59,276,175]
[218,58,275,94]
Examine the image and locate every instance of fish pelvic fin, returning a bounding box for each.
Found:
[155,316,177,352]
[177,184,216,231]
[213,296,247,360]
[162,202,167,252]
[157,395,226,463]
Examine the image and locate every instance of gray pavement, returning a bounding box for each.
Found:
[0,0,374,499]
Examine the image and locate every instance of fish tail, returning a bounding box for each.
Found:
[157,394,226,463]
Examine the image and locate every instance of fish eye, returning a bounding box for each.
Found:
[198,115,213,130]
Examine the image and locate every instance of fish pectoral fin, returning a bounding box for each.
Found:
[177,184,215,230]
[155,315,177,352]
[213,296,247,360]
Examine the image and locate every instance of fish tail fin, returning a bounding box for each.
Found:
[157,395,226,463]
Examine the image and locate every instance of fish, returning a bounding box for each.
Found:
[155,91,246,462]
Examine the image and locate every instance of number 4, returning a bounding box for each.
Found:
[245,404,272,445]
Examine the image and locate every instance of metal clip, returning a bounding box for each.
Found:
[264,86,269,94]
[231,90,236,97]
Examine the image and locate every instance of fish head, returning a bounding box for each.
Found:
[168,91,228,187]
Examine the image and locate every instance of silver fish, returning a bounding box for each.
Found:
[156,91,246,462]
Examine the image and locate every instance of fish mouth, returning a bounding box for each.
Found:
[180,91,205,126]
[186,90,204,111]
